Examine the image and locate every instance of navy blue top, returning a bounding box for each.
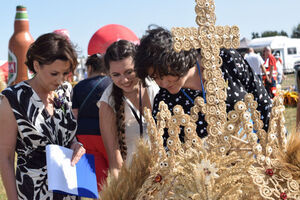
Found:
[72,75,112,135]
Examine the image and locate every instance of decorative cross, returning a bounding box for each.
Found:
[171,0,240,150]
[172,0,240,52]
[138,1,288,198]
[99,1,289,199]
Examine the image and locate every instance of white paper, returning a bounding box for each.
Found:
[46,144,78,194]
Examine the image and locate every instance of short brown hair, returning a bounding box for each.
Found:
[25,33,78,73]
[85,53,106,74]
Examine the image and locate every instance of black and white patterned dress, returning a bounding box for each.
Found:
[152,48,272,144]
[1,81,78,200]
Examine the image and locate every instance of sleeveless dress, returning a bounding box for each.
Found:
[1,81,78,200]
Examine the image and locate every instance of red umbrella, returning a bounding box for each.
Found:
[88,24,139,55]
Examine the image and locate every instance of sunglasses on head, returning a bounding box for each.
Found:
[91,53,102,59]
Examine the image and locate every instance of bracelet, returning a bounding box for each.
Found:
[76,142,84,147]
[71,141,84,148]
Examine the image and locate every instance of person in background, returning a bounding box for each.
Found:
[135,26,272,144]
[245,48,267,80]
[98,40,159,178]
[263,46,277,98]
[0,33,85,200]
[72,53,112,190]
[275,53,285,85]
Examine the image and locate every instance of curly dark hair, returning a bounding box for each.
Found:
[104,40,137,160]
[25,33,78,74]
[135,25,198,86]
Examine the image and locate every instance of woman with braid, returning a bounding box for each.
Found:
[98,40,159,178]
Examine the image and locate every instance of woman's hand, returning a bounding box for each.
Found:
[70,141,86,166]
[266,76,272,83]
[111,168,120,179]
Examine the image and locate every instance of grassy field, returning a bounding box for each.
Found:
[281,73,297,134]
[0,179,4,200]
[0,74,297,199]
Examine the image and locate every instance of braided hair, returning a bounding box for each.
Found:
[104,40,137,160]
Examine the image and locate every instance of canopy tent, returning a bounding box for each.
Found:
[239,37,251,49]
[237,37,251,57]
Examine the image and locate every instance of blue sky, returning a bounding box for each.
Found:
[0,0,299,61]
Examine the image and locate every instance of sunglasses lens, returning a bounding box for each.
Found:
[91,53,102,59]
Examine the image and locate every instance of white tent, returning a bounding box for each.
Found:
[239,37,250,49]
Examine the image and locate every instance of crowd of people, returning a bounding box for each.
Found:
[0,25,292,199]
[244,46,286,98]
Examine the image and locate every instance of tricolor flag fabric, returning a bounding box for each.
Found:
[46,144,98,199]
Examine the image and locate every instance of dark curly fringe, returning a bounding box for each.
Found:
[135,25,198,86]
[112,84,127,160]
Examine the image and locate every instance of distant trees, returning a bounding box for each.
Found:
[261,30,288,37]
[251,32,260,39]
[291,24,300,38]
[251,30,288,39]
[279,30,289,37]
[250,23,300,39]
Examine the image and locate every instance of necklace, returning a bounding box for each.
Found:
[124,82,144,137]
[181,60,206,104]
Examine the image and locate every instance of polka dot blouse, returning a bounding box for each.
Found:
[152,48,272,144]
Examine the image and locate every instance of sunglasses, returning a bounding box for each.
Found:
[90,53,102,59]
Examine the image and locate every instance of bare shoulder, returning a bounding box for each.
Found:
[0,94,15,120]
[99,101,116,128]
[99,101,114,115]
[0,94,10,111]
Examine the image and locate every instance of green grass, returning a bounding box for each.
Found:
[281,73,296,91]
[284,106,297,134]
[0,179,5,200]
[0,75,297,199]
[282,73,297,134]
